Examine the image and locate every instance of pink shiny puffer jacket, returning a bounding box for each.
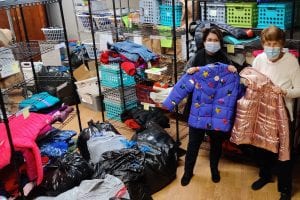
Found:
[230,67,290,161]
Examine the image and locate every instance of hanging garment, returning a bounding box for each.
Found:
[0,113,52,185]
[230,67,290,161]
[163,63,242,132]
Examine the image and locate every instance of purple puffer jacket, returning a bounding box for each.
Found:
[163,63,243,132]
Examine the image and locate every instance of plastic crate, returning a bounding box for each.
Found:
[104,100,137,121]
[93,12,122,31]
[200,2,226,23]
[159,4,182,27]
[82,40,100,59]
[139,0,160,24]
[257,0,276,2]
[75,76,99,95]
[78,91,103,111]
[100,64,136,88]
[103,86,137,103]
[136,83,156,104]
[226,2,258,28]
[257,2,292,30]
[0,47,20,79]
[76,13,97,31]
[162,0,182,6]
[41,27,64,41]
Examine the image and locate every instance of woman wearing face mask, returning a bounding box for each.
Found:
[180,27,237,186]
[249,26,300,200]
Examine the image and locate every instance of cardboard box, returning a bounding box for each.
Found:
[73,61,97,81]
[0,72,23,88]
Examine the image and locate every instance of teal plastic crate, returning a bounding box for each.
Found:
[257,2,293,30]
[159,4,182,27]
[104,100,137,121]
[100,64,135,88]
[226,2,258,28]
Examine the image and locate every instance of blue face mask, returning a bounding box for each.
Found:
[264,46,281,60]
[204,42,221,53]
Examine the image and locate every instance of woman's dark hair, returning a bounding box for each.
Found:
[201,27,224,49]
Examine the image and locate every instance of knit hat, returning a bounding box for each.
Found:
[121,61,136,76]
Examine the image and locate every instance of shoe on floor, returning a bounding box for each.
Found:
[279,193,291,200]
[181,173,193,186]
[211,168,220,183]
[251,178,272,190]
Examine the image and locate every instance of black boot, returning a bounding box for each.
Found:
[251,177,272,190]
[181,173,193,186]
[279,193,291,200]
[211,168,220,183]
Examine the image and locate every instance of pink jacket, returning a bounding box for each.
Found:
[230,67,290,161]
[0,113,52,184]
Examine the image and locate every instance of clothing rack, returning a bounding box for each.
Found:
[0,0,83,198]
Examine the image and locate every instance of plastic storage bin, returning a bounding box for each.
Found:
[78,91,103,111]
[226,2,258,28]
[100,64,136,88]
[75,77,99,95]
[200,2,226,23]
[159,4,182,27]
[41,27,64,41]
[257,2,292,30]
[162,0,182,6]
[139,0,160,24]
[104,100,137,121]
[82,40,100,59]
[103,86,137,103]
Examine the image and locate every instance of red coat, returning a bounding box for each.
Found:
[0,113,52,184]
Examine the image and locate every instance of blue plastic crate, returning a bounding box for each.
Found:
[104,100,137,121]
[100,64,135,88]
[257,2,293,30]
[159,4,182,27]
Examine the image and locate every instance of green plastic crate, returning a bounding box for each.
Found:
[226,2,258,28]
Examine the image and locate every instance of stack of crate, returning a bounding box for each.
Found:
[159,0,183,27]
[100,63,137,121]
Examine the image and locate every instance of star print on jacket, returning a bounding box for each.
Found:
[163,62,243,132]
[203,71,209,78]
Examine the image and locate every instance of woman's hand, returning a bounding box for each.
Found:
[228,65,237,73]
[186,67,199,74]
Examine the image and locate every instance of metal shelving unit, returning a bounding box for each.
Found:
[0,0,83,198]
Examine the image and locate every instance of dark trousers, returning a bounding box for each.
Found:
[184,126,229,175]
[256,148,293,194]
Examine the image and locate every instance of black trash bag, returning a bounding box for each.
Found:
[131,121,178,194]
[77,120,120,161]
[121,106,170,130]
[41,152,93,196]
[93,148,152,200]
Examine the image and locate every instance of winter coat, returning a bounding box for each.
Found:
[163,63,242,132]
[230,67,290,161]
[0,113,52,184]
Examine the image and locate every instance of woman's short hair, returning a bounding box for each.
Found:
[261,26,286,46]
[201,27,224,48]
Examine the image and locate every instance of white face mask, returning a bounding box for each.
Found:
[264,46,281,61]
[204,42,221,53]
